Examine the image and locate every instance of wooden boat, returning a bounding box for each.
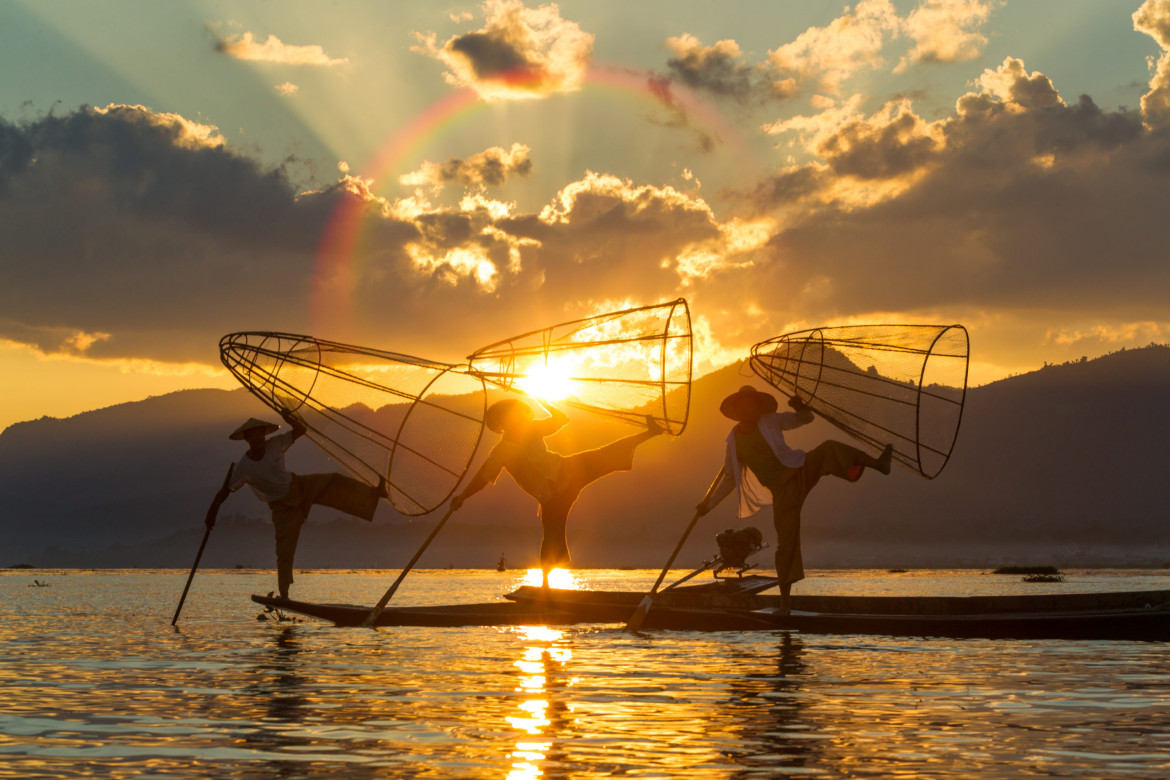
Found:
[506,583,1170,639]
[251,576,777,628]
[252,580,1170,640]
[758,590,1170,640]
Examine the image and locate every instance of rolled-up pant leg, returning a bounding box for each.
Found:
[270,499,307,596]
[771,477,805,587]
[804,440,869,483]
[769,441,869,587]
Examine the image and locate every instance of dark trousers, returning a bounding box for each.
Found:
[269,473,380,593]
[770,441,867,586]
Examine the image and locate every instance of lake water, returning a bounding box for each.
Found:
[2,568,1169,778]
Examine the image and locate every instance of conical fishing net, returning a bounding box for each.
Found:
[465,299,693,435]
[750,324,969,479]
[220,332,485,515]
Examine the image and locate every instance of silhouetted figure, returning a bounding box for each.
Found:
[451,399,663,587]
[219,411,387,599]
[697,386,892,614]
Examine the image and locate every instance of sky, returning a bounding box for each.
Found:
[2,0,1170,431]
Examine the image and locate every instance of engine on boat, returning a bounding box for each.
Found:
[714,527,764,576]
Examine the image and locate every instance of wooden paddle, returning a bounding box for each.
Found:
[625,467,726,631]
[361,504,459,628]
[171,464,234,626]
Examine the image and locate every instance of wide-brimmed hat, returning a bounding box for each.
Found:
[229,418,280,441]
[719,385,778,421]
[485,398,530,433]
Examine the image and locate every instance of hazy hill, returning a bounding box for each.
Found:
[2,345,1169,569]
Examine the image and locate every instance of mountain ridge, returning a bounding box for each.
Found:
[2,345,1168,569]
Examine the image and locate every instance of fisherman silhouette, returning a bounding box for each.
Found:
[697,386,892,614]
[215,410,388,599]
[451,399,663,588]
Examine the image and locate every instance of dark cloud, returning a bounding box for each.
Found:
[415,0,593,100]
[0,105,733,369]
[817,103,941,180]
[727,57,1166,341]
[6,38,1170,387]
[448,31,534,79]
[664,35,763,104]
[0,105,410,361]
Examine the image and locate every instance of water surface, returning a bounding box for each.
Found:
[2,569,1168,778]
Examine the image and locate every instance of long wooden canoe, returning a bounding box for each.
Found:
[252,583,1170,639]
[251,576,778,628]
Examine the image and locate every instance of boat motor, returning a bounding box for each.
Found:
[714,527,765,578]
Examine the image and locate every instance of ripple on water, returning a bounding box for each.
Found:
[1,569,1169,778]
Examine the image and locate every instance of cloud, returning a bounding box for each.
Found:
[1134,0,1170,129]
[732,54,1161,355]
[0,104,760,370]
[415,0,593,100]
[767,0,901,93]
[1047,321,1170,347]
[399,143,533,188]
[897,0,996,71]
[275,82,299,96]
[664,34,763,103]
[962,56,1063,111]
[4,36,1169,396]
[214,31,348,66]
[665,1,996,106]
[639,74,719,153]
[814,99,944,186]
[0,104,362,362]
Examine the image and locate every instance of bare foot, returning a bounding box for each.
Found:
[644,415,664,436]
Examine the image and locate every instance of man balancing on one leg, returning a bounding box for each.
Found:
[696,386,893,615]
[215,411,388,600]
[450,399,664,588]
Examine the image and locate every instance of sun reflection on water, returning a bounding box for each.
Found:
[506,626,572,779]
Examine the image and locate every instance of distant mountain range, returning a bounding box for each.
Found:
[3,345,1169,570]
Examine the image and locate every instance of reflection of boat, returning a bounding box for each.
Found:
[252,582,1170,639]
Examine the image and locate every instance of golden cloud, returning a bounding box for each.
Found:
[767,0,900,92]
[896,0,996,72]
[215,31,348,66]
[399,143,533,188]
[1134,0,1170,129]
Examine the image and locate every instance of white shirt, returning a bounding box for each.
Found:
[709,409,814,518]
[230,431,295,503]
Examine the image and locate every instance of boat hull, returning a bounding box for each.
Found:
[251,585,1170,639]
[758,606,1170,641]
